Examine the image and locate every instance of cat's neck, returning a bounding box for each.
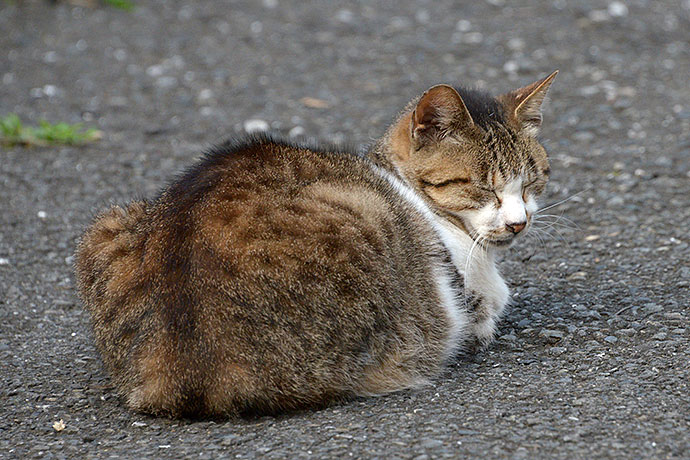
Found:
[369,112,502,286]
[368,161,496,280]
[433,217,497,279]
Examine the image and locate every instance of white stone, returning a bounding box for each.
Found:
[42,85,59,97]
[507,38,525,51]
[455,19,472,32]
[155,76,178,88]
[243,119,269,134]
[463,32,483,44]
[43,51,58,63]
[415,10,430,24]
[289,126,306,138]
[197,89,214,102]
[335,9,354,23]
[250,21,263,34]
[503,60,518,74]
[113,49,127,61]
[589,10,610,22]
[608,1,628,17]
[146,65,164,77]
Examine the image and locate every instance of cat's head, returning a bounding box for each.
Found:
[385,71,557,248]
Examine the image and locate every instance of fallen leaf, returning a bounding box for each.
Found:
[53,419,66,432]
[300,97,329,109]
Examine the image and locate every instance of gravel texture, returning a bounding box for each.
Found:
[1,0,689,458]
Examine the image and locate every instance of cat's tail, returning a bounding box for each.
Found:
[74,200,149,312]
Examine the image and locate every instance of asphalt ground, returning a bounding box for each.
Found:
[1,0,689,458]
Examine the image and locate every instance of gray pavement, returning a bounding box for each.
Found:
[1,0,689,458]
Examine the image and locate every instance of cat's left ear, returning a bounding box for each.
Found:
[501,70,558,136]
[411,84,474,142]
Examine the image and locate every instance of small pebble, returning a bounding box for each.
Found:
[243,119,269,134]
[643,303,663,315]
[289,126,306,138]
[589,10,610,22]
[604,335,618,344]
[608,1,629,17]
[503,60,519,74]
[456,19,472,32]
[197,89,214,102]
[335,9,354,23]
[549,346,567,355]
[539,329,564,343]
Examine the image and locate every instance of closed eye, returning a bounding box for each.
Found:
[420,177,471,188]
[522,178,545,200]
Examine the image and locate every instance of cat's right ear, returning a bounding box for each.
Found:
[502,70,558,136]
[411,85,474,143]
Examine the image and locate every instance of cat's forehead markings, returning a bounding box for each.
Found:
[491,170,500,186]
[503,178,523,195]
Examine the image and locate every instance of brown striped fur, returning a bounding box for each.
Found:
[77,139,459,417]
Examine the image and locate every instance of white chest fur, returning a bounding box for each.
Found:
[434,219,509,311]
[372,165,510,345]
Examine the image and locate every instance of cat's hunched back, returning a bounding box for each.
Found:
[76,72,556,417]
[76,138,465,417]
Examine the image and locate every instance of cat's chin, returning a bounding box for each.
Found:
[479,234,520,248]
[488,237,516,248]
[464,226,518,249]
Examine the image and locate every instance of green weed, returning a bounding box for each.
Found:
[0,114,102,147]
[102,0,134,11]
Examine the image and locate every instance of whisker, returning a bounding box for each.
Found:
[528,228,554,245]
[532,220,579,234]
[537,187,592,214]
[533,213,578,226]
[532,216,576,230]
[464,235,481,284]
[526,228,547,247]
[533,224,567,243]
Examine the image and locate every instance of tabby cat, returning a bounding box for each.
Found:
[75,71,557,418]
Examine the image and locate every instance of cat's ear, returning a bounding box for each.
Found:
[411,84,474,142]
[502,70,558,136]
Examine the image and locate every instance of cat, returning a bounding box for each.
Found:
[75,71,557,418]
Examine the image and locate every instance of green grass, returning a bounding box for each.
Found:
[0,114,102,147]
[102,0,135,11]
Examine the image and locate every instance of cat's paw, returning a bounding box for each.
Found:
[463,333,494,357]
[473,316,497,350]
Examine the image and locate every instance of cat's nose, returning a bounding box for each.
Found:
[506,221,526,234]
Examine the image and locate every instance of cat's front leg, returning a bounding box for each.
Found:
[467,275,510,349]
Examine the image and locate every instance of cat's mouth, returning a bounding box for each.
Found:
[473,227,528,248]
[484,224,530,247]
[440,211,528,248]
